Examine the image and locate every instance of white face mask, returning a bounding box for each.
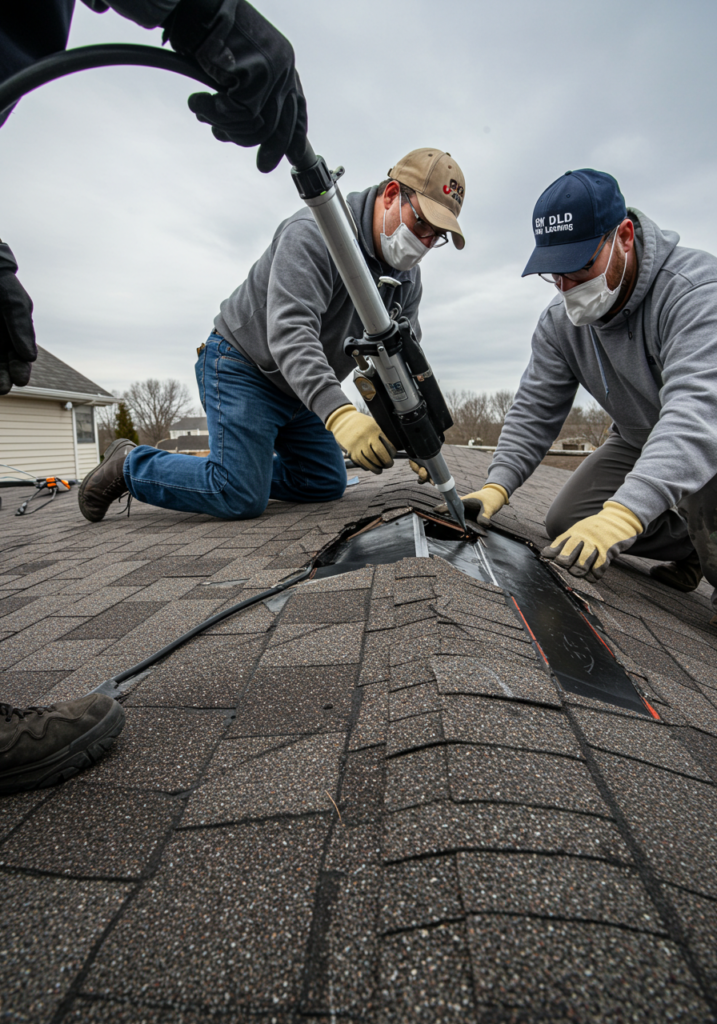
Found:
[559,231,628,327]
[380,196,428,271]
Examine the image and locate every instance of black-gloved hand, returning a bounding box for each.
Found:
[164,0,308,172]
[0,243,37,396]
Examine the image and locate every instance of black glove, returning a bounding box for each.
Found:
[0,243,37,396]
[164,0,308,172]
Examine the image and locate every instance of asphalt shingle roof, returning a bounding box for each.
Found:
[1,446,716,1021]
[12,345,114,398]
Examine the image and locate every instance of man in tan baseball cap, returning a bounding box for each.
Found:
[81,145,467,532]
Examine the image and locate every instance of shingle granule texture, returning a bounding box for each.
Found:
[82,821,328,1013]
[466,915,712,1021]
[181,731,345,824]
[0,876,131,1022]
[2,447,717,1021]
[0,781,180,878]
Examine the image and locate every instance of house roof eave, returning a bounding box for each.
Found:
[4,386,118,405]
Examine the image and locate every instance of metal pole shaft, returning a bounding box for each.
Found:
[304,186,391,337]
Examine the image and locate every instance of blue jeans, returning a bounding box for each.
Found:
[123,336,347,519]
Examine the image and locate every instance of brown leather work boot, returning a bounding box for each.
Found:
[0,694,125,794]
[649,549,703,593]
[78,438,136,522]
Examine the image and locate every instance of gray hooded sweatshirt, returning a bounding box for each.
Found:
[486,209,717,527]
[214,187,423,424]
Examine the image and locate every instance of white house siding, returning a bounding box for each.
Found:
[76,439,100,478]
[0,396,98,480]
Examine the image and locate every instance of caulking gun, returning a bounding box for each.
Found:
[288,143,467,532]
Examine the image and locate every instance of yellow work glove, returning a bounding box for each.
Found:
[409,460,432,485]
[434,483,509,525]
[326,404,396,474]
[542,500,643,580]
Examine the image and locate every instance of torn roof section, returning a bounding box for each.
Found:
[316,508,653,715]
[1,445,717,1022]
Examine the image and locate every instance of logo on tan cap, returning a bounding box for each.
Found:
[387,148,466,250]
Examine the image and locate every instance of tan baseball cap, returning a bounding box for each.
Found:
[387,148,466,250]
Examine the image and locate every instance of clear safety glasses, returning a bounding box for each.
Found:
[404,194,449,248]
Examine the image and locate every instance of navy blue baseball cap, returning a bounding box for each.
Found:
[522,169,627,277]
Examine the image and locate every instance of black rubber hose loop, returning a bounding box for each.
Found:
[0,43,214,117]
[0,43,317,169]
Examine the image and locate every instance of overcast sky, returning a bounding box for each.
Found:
[2,0,717,412]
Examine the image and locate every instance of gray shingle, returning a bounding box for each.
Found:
[19,344,113,397]
[665,884,717,993]
[384,801,631,864]
[349,680,387,751]
[3,444,717,1021]
[262,621,365,666]
[446,744,607,815]
[181,732,345,825]
[594,752,717,898]
[82,707,226,792]
[83,821,328,1011]
[458,852,661,929]
[432,654,560,705]
[387,711,443,757]
[442,694,581,756]
[378,922,477,1022]
[572,706,712,780]
[0,781,180,878]
[305,823,383,1015]
[385,746,450,812]
[466,915,711,1021]
[229,663,357,736]
[380,855,462,932]
[0,875,131,1023]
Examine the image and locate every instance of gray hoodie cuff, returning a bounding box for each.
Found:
[313,385,352,425]
[610,478,666,529]
[485,465,520,498]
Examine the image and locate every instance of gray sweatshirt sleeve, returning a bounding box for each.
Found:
[486,309,579,495]
[613,280,717,523]
[266,219,349,422]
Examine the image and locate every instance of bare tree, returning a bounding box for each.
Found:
[444,390,495,446]
[490,389,516,425]
[124,378,194,446]
[558,402,587,441]
[582,401,613,448]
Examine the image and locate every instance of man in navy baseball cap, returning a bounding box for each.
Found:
[420,166,717,627]
[522,169,627,276]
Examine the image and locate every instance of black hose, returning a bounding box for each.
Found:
[0,42,318,172]
[92,564,314,697]
[0,44,214,117]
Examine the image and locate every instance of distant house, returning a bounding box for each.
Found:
[0,345,116,480]
[156,434,210,456]
[169,416,208,439]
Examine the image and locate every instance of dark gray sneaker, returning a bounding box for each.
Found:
[79,438,136,522]
[649,549,703,593]
[0,694,125,794]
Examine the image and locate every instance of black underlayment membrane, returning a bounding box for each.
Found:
[315,511,657,718]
